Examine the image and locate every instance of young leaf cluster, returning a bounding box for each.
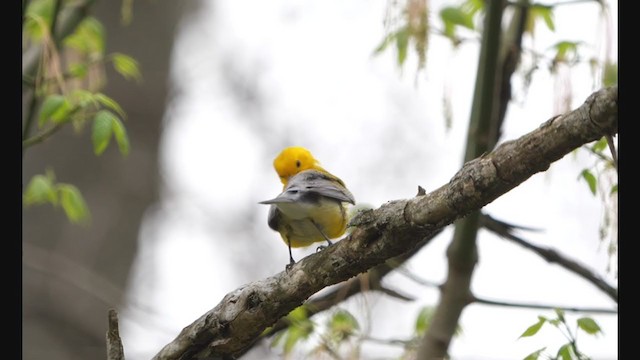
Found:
[23,169,90,224]
[23,0,141,224]
[519,309,603,360]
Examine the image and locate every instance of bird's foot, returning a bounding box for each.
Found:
[285,260,295,273]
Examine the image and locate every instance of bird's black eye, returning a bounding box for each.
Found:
[296,160,301,168]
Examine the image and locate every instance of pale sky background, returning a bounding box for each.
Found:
[120,0,618,359]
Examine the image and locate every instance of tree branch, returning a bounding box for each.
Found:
[399,267,616,314]
[471,295,616,314]
[238,205,618,357]
[481,214,618,302]
[151,85,617,360]
[419,0,507,358]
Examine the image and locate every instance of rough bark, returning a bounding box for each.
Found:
[152,86,617,360]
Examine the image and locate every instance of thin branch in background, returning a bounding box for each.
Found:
[418,0,507,358]
[507,0,602,7]
[23,105,86,150]
[23,242,125,307]
[24,241,179,342]
[236,229,445,359]
[360,335,411,347]
[377,284,414,302]
[151,86,617,359]
[397,266,616,314]
[580,143,613,163]
[232,195,617,357]
[50,0,62,39]
[22,91,40,143]
[23,122,65,149]
[22,12,67,143]
[605,134,618,171]
[472,296,617,314]
[23,0,98,77]
[481,213,618,302]
[394,267,441,288]
[22,0,98,141]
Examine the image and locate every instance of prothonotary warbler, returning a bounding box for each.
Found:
[259,146,356,270]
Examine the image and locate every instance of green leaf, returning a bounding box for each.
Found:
[523,347,546,360]
[68,63,89,78]
[95,93,126,119]
[57,184,90,224]
[328,310,359,341]
[577,317,602,335]
[288,306,309,322]
[282,323,312,354]
[556,343,573,360]
[603,62,618,86]
[591,137,608,153]
[551,41,581,63]
[461,0,483,16]
[72,89,100,108]
[610,184,618,195]
[111,117,131,156]
[415,307,433,336]
[580,169,597,195]
[373,33,395,55]
[24,0,54,41]
[39,95,66,127]
[112,53,142,82]
[530,5,555,32]
[395,26,410,66]
[23,174,58,206]
[63,16,105,55]
[442,20,457,40]
[92,110,115,155]
[440,6,475,30]
[548,318,562,327]
[51,101,75,124]
[278,306,314,354]
[519,317,546,338]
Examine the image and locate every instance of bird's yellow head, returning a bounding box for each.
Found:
[273,146,326,186]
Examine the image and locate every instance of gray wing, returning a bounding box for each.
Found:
[287,170,356,205]
[266,204,282,231]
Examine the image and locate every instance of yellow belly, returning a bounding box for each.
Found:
[277,199,348,248]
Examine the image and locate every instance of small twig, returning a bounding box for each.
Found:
[22,91,40,144]
[377,284,415,302]
[50,0,62,39]
[23,106,85,150]
[605,134,618,171]
[22,122,65,149]
[397,267,617,314]
[106,309,125,360]
[507,0,601,7]
[481,213,618,302]
[360,335,411,347]
[580,143,612,163]
[472,296,617,314]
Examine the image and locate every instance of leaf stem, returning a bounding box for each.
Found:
[22,91,40,146]
[23,123,65,150]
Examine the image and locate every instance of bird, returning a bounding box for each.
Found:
[259,146,356,270]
